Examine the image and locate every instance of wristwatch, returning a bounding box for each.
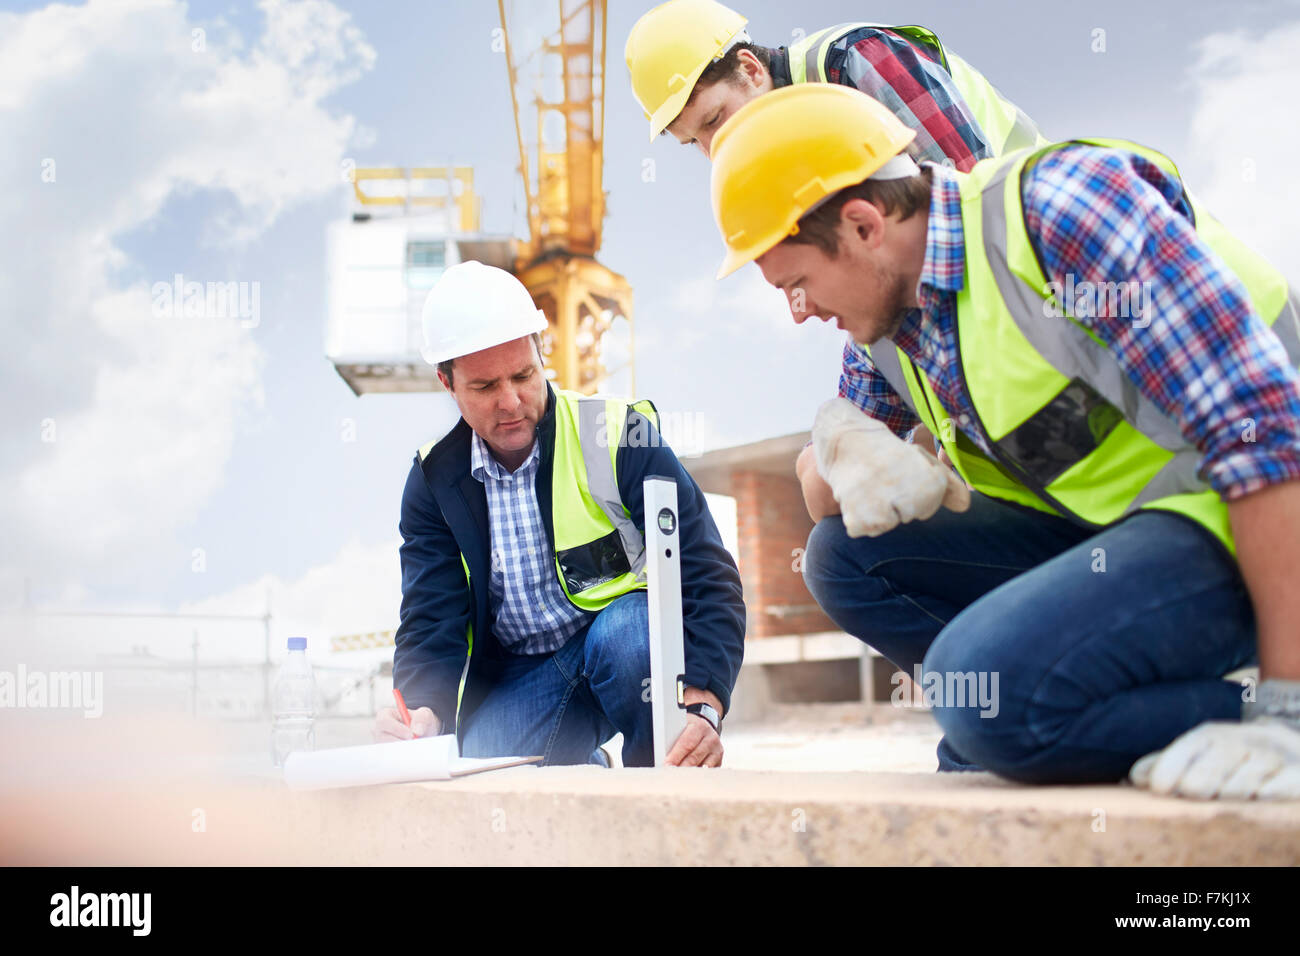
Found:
[686,702,721,735]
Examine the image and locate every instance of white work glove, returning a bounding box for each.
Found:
[1129,719,1300,800]
[812,398,969,538]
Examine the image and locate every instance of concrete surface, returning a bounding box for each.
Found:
[2,709,1297,866]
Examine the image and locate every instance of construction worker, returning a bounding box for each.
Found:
[372,262,744,767]
[626,0,1043,161]
[627,0,1046,470]
[709,83,1300,798]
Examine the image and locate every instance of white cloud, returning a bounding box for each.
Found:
[663,267,799,347]
[1186,22,1300,279]
[179,535,403,662]
[0,0,375,607]
[633,261,846,452]
[18,285,264,561]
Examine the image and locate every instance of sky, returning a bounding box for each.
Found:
[3,0,1300,670]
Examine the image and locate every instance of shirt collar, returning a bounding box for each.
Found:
[917,162,967,296]
[470,429,538,483]
[885,164,966,349]
[768,47,792,88]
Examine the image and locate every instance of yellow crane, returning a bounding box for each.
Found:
[498,0,634,395]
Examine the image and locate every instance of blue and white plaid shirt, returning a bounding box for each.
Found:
[839,145,1300,501]
[470,430,590,654]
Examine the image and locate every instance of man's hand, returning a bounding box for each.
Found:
[908,423,964,474]
[796,443,840,522]
[910,424,935,456]
[912,424,957,469]
[665,687,724,767]
[372,705,442,742]
[812,398,969,538]
[1129,720,1300,799]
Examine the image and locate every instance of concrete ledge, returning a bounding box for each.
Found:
[4,714,1296,866]
[4,766,1298,866]
[292,768,1300,866]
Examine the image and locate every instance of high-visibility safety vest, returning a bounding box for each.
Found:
[864,138,1300,558]
[416,389,660,723]
[787,23,1048,157]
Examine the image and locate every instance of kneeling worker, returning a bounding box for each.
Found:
[373,262,745,768]
[709,84,1300,798]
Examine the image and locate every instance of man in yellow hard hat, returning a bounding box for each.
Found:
[709,83,1300,798]
[372,262,745,768]
[626,0,1042,161]
[627,0,1046,524]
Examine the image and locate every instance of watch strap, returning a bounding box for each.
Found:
[686,702,721,734]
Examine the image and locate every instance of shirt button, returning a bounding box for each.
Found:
[959,414,970,424]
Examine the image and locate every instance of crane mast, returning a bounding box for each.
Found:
[499,0,634,395]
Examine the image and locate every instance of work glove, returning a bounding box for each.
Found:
[812,398,970,538]
[1130,684,1300,800]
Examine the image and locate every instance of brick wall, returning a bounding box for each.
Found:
[731,469,834,639]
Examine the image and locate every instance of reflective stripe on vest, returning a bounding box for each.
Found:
[577,396,650,583]
[455,554,472,729]
[551,390,660,609]
[787,22,1047,157]
[864,337,1057,517]
[870,139,1300,556]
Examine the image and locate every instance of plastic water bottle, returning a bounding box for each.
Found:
[271,636,316,767]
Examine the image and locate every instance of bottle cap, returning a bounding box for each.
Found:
[287,637,307,650]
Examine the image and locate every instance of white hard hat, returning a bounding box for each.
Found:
[420,260,548,366]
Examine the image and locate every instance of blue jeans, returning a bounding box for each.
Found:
[803,492,1257,782]
[459,591,654,767]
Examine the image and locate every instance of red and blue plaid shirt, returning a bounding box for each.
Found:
[841,143,1300,503]
[772,26,996,172]
[814,26,994,173]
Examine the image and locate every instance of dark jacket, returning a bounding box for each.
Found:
[393,384,745,739]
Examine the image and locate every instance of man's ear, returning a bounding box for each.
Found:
[840,197,886,250]
[436,367,452,392]
[737,48,767,88]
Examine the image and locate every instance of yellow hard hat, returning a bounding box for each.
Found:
[625,0,749,141]
[710,84,918,279]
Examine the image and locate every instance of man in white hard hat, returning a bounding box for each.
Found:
[372,261,745,767]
